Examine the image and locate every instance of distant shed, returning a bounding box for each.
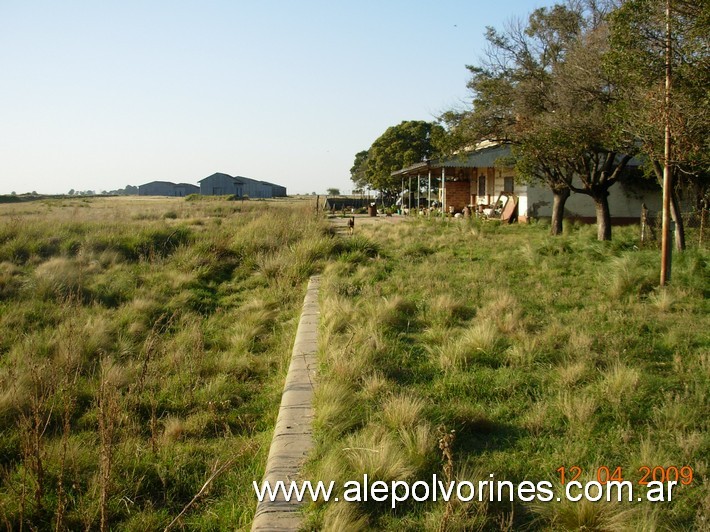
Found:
[198,173,244,196]
[138,181,197,196]
[199,172,287,198]
[174,183,199,196]
[237,176,288,198]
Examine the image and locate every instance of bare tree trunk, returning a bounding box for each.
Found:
[593,192,612,241]
[652,160,686,252]
[670,189,686,251]
[550,187,570,236]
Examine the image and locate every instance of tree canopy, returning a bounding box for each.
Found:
[607,0,710,222]
[440,0,664,240]
[441,2,613,235]
[350,120,444,198]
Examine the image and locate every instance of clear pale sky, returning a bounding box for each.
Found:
[0,0,551,196]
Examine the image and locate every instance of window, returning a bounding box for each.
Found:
[478,175,486,196]
[504,176,514,193]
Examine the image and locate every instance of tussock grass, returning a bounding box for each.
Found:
[427,293,473,327]
[380,393,426,430]
[600,361,640,407]
[309,216,709,529]
[557,359,589,388]
[0,196,333,528]
[360,372,390,401]
[398,422,436,471]
[559,390,598,427]
[532,485,642,531]
[342,426,416,483]
[430,319,504,372]
[604,254,657,301]
[505,336,541,367]
[313,379,363,440]
[376,295,418,333]
[321,502,369,531]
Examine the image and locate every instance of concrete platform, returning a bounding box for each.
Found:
[252,275,320,531]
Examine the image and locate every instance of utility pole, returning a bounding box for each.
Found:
[660,0,672,286]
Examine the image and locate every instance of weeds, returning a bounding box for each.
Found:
[309,216,709,529]
[0,196,338,528]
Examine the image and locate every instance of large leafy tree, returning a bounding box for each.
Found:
[607,0,710,250]
[443,0,642,240]
[351,121,444,199]
[350,150,370,191]
[441,4,585,235]
[546,17,639,241]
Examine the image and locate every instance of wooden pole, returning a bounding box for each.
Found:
[660,0,672,286]
[441,167,446,218]
[417,174,420,213]
[408,176,412,214]
[428,170,432,215]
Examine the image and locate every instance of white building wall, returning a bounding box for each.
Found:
[525,178,661,220]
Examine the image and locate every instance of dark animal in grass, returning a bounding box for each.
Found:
[348,216,354,235]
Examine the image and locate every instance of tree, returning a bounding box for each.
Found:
[546,18,639,241]
[607,0,710,250]
[441,4,585,235]
[350,150,370,191]
[353,121,444,199]
[443,1,640,240]
[326,188,341,196]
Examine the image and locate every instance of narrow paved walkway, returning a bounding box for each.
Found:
[252,275,320,531]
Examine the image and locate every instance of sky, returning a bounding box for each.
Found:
[0,0,552,196]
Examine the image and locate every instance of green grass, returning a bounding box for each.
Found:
[2,199,707,530]
[0,196,348,530]
[306,217,709,530]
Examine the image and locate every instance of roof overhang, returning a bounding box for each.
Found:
[391,144,513,177]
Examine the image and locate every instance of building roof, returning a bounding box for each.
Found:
[197,172,285,190]
[392,143,645,178]
[235,175,284,188]
[139,180,176,187]
[392,144,512,177]
[198,172,244,184]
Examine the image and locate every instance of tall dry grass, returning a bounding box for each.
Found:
[306,216,709,530]
[0,196,354,529]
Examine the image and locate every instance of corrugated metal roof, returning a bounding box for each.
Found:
[198,173,245,184]
[197,173,286,190]
[236,175,285,188]
[443,145,511,168]
[392,145,512,176]
[139,180,175,186]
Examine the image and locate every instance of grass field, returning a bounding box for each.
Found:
[0,198,707,530]
[0,195,359,530]
[307,216,708,530]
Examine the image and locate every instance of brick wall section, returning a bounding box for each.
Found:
[445,180,472,212]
